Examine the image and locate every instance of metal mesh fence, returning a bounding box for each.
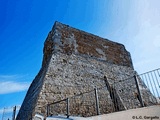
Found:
[69,90,96,117]
[97,86,115,114]
[113,77,141,109]
[47,99,67,116]
[46,68,160,118]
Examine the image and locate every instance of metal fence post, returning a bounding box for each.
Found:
[47,104,50,117]
[94,88,100,115]
[12,106,16,120]
[134,75,144,107]
[66,98,69,118]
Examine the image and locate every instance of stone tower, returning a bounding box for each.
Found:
[17,22,157,120]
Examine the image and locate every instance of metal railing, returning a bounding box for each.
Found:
[139,68,160,98]
[47,98,69,118]
[46,68,160,118]
[46,89,99,117]
[1,106,20,120]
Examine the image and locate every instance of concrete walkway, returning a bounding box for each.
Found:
[88,105,160,120]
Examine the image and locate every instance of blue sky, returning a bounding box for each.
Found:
[0,0,160,118]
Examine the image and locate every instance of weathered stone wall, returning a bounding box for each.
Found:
[16,63,51,120]
[17,22,156,120]
[44,22,133,68]
[35,52,135,116]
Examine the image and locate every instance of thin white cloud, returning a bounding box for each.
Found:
[116,0,160,73]
[0,75,30,94]
[0,81,29,94]
[130,20,160,73]
[0,74,29,81]
[100,0,160,74]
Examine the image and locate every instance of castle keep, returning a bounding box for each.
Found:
[17,22,157,120]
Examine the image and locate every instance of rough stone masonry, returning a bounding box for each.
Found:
[17,22,157,120]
